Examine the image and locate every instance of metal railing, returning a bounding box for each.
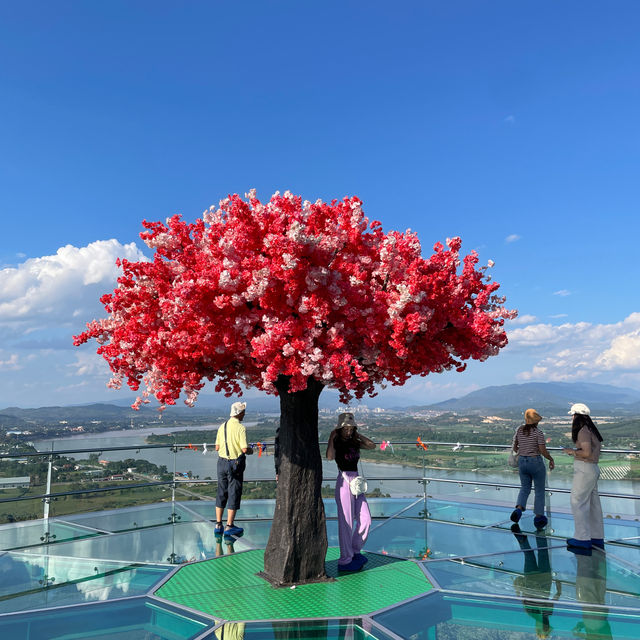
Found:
[0,439,638,524]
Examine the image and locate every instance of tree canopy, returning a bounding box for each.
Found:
[74,190,515,407]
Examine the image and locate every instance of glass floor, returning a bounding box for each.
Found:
[0,497,639,639]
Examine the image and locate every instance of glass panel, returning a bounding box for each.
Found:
[62,501,196,532]
[21,521,223,564]
[0,494,46,525]
[181,497,417,522]
[0,598,210,639]
[0,518,100,550]
[493,508,640,542]
[598,543,640,571]
[44,483,178,521]
[374,590,640,640]
[603,516,640,542]
[352,497,419,519]
[216,619,396,639]
[420,477,521,508]
[366,516,552,560]
[18,517,331,565]
[401,496,516,526]
[0,551,170,613]
[180,498,276,521]
[424,542,640,608]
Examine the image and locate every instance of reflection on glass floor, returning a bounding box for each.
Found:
[374,591,638,640]
[0,497,639,639]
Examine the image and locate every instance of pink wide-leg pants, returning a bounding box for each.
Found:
[335,471,372,565]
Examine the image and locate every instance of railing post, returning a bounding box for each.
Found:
[545,488,552,526]
[171,443,177,510]
[43,443,53,521]
[167,443,179,564]
[421,435,428,519]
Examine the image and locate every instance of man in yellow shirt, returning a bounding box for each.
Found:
[215,401,253,537]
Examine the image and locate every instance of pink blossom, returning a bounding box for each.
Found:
[75,191,516,408]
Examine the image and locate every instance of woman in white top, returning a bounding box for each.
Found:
[511,408,555,529]
[563,403,605,550]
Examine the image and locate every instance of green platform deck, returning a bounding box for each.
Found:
[154,547,432,620]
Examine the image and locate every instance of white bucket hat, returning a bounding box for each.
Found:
[230,401,247,417]
[568,402,590,416]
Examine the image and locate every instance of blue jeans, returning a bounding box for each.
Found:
[517,455,547,516]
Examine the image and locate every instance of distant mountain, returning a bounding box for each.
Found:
[3,382,639,423]
[0,402,219,424]
[0,391,339,424]
[423,382,640,413]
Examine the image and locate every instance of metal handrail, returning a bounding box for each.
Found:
[0,443,181,459]
[2,440,638,458]
[1,474,638,506]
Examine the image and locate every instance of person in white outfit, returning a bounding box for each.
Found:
[563,403,605,550]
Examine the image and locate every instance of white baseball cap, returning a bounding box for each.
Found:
[568,402,590,416]
[230,401,247,417]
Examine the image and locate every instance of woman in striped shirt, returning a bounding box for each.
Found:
[511,408,555,529]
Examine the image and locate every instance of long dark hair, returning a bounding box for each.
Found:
[571,413,603,443]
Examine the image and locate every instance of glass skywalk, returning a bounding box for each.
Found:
[1,496,639,639]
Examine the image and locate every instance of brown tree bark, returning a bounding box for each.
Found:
[260,375,329,586]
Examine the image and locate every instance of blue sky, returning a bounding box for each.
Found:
[1,1,640,408]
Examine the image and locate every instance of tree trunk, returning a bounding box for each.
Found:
[260,375,329,586]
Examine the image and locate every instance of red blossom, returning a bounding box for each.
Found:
[74,190,516,407]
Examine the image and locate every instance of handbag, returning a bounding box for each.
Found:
[344,473,368,496]
[343,462,368,496]
[508,425,522,468]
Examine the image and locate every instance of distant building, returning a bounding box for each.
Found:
[0,476,30,489]
[337,406,370,414]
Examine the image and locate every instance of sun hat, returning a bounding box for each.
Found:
[337,412,357,428]
[524,408,542,424]
[230,401,247,417]
[568,402,590,416]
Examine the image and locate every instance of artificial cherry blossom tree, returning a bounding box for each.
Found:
[75,190,515,585]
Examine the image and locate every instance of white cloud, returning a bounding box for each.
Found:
[0,353,20,370]
[509,321,593,348]
[509,314,537,326]
[505,234,521,243]
[504,115,516,125]
[512,313,640,382]
[553,289,571,297]
[69,350,111,378]
[0,240,146,327]
[596,328,640,370]
[549,313,568,319]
